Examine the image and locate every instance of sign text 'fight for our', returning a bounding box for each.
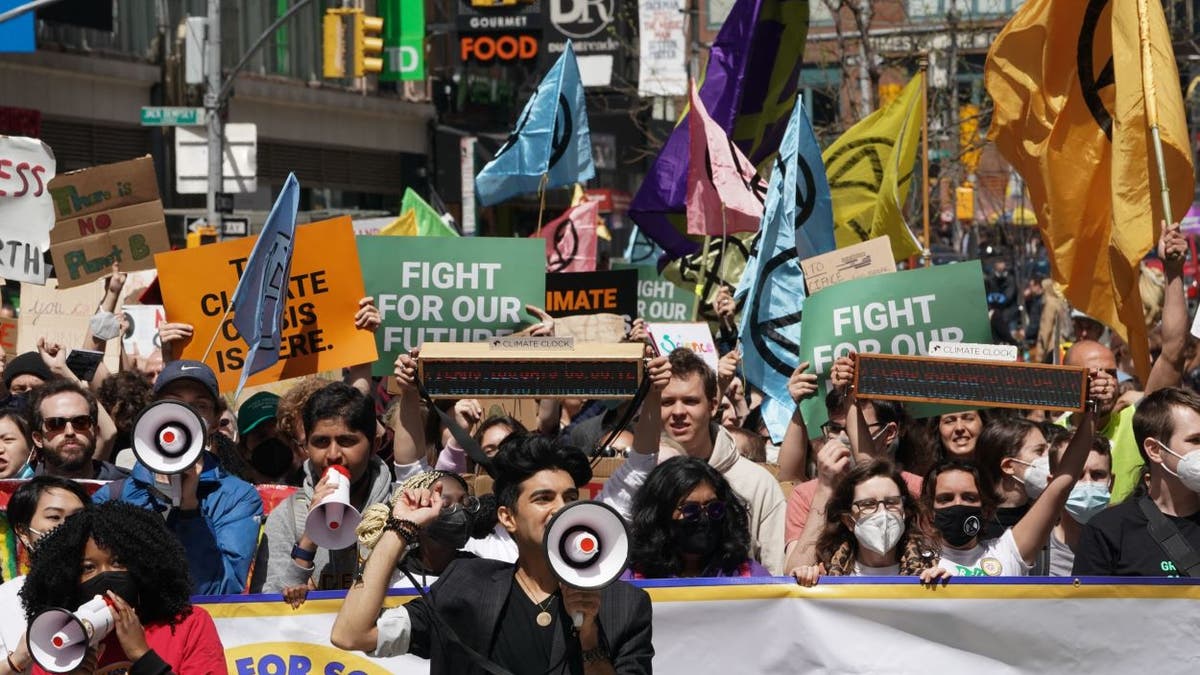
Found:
[812,293,964,373]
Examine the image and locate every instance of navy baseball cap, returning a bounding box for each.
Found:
[154,360,220,400]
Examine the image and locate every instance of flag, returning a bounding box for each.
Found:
[687,80,766,237]
[624,225,664,265]
[735,99,835,442]
[629,0,811,263]
[401,188,458,237]
[821,73,925,262]
[230,173,299,399]
[380,209,417,236]
[985,0,1192,380]
[533,200,600,273]
[475,41,594,207]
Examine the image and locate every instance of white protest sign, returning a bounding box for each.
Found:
[120,304,164,359]
[647,321,719,371]
[929,341,1018,362]
[0,136,56,284]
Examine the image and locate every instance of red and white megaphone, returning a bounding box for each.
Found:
[305,465,361,550]
[27,595,116,673]
[544,501,629,628]
[131,401,207,506]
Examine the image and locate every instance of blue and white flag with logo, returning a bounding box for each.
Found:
[475,41,594,207]
[736,99,835,442]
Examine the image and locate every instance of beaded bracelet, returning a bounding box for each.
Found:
[384,516,420,546]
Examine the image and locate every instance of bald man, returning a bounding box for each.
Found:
[1062,340,1143,503]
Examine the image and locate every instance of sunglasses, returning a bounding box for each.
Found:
[676,500,726,522]
[42,416,95,434]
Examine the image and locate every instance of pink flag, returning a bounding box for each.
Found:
[686,80,766,236]
[533,199,600,272]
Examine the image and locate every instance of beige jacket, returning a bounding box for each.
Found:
[708,425,786,575]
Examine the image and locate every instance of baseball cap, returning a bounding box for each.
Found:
[237,392,280,436]
[154,360,219,401]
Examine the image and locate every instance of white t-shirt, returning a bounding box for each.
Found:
[462,524,518,563]
[937,529,1031,577]
[851,561,900,576]
[0,575,26,663]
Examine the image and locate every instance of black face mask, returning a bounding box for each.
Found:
[993,504,1029,531]
[672,519,721,556]
[424,504,473,550]
[79,570,139,607]
[250,438,293,479]
[934,505,983,547]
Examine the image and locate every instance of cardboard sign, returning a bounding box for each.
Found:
[358,237,546,376]
[120,304,164,359]
[0,136,56,284]
[17,279,120,371]
[800,236,895,294]
[544,269,638,321]
[555,314,628,343]
[855,353,1088,412]
[155,217,378,393]
[0,318,17,356]
[647,322,719,371]
[419,342,644,399]
[47,156,169,288]
[613,262,696,322]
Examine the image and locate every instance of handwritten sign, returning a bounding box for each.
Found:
[0,136,56,284]
[0,318,17,356]
[855,353,1088,412]
[800,236,895,294]
[47,156,169,288]
[17,279,120,371]
[419,342,644,399]
[155,217,378,393]
[646,322,719,371]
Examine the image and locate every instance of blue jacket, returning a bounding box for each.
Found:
[93,452,263,596]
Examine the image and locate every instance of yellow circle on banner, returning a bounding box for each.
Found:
[224,642,393,675]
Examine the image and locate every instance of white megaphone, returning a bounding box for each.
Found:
[27,595,116,673]
[305,465,361,550]
[131,401,208,506]
[544,501,629,629]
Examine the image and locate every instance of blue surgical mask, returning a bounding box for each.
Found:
[14,461,33,479]
[1065,482,1111,524]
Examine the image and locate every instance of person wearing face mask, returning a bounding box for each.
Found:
[0,478,90,675]
[0,411,36,480]
[625,457,766,579]
[1074,387,1200,576]
[235,392,296,484]
[975,418,1053,541]
[791,460,948,586]
[1048,437,1113,576]
[19,502,226,674]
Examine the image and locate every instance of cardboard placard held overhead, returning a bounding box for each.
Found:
[154,216,379,394]
[800,236,895,294]
[17,279,120,371]
[47,156,170,288]
[0,136,56,284]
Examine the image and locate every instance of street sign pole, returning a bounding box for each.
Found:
[205,0,223,241]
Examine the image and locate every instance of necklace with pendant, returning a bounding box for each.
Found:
[517,572,557,627]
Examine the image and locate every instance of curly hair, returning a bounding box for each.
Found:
[628,456,752,578]
[276,376,332,444]
[96,370,154,439]
[21,502,193,626]
[814,460,939,576]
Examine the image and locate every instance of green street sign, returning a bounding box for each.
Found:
[140,107,204,127]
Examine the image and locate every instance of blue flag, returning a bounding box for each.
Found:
[736,99,834,442]
[230,173,300,399]
[475,41,594,207]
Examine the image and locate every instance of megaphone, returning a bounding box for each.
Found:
[305,465,362,550]
[132,400,208,506]
[27,595,115,673]
[543,500,629,628]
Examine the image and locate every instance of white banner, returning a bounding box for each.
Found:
[0,136,56,284]
[206,579,1200,673]
[638,0,689,97]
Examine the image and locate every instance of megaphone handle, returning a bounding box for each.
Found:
[169,473,183,507]
[573,611,583,629]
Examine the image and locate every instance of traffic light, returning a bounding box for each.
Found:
[353,12,384,77]
[187,226,218,248]
[322,11,345,79]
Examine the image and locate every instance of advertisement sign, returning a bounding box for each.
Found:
[381,0,425,81]
[638,0,688,97]
[543,0,621,86]
[457,0,543,32]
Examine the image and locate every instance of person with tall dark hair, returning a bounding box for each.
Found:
[0,477,90,674]
[0,410,36,480]
[331,434,653,674]
[626,456,765,579]
[19,502,226,673]
[974,417,1051,540]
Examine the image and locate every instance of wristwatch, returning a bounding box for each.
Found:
[291,544,316,563]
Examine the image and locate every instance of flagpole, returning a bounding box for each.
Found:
[919,54,931,267]
[1136,0,1177,234]
[693,236,711,321]
[201,305,235,363]
[535,173,551,238]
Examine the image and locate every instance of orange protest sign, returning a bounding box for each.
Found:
[154,216,378,393]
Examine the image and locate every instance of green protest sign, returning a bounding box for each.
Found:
[798,261,992,434]
[357,237,545,375]
[613,262,696,322]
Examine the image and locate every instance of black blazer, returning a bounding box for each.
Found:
[405,558,654,674]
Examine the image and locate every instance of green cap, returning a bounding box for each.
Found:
[237,392,280,437]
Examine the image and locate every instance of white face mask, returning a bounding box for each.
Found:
[1065,482,1111,524]
[1012,455,1051,499]
[852,509,906,557]
[1153,439,1200,493]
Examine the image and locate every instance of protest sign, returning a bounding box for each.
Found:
[0,318,16,356]
[0,136,56,284]
[358,237,545,376]
[120,304,164,359]
[613,262,696,322]
[155,217,378,393]
[797,261,992,434]
[419,342,644,399]
[555,314,628,343]
[800,235,895,294]
[647,322,719,371]
[544,269,638,324]
[17,279,120,371]
[47,156,169,288]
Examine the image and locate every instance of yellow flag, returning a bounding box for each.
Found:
[380,209,417,236]
[822,74,925,261]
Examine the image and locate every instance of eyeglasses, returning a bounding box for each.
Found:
[820,420,884,437]
[42,416,95,434]
[676,500,726,522]
[851,496,904,515]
